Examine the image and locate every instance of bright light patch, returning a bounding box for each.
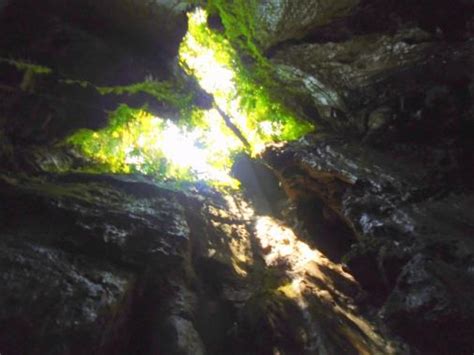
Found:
[67,105,240,186]
[181,38,236,94]
[255,216,322,269]
[255,214,401,353]
[66,7,313,189]
[160,123,207,170]
[180,10,237,97]
[180,8,268,154]
[155,118,240,185]
[179,8,313,157]
[191,7,208,25]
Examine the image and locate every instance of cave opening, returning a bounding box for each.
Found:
[2,0,472,353]
[64,7,314,191]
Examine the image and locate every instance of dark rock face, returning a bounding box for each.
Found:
[0,165,411,354]
[262,135,474,352]
[253,3,474,350]
[0,0,190,144]
[0,238,134,355]
[272,27,436,131]
[1,0,473,353]
[0,173,192,354]
[0,0,188,80]
[261,0,474,146]
[253,0,360,49]
[383,254,474,354]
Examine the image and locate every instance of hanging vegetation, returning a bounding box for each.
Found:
[64,6,314,189]
[180,8,314,154]
[66,104,243,188]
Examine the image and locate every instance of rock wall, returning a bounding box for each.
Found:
[263,136,474,353]
[265,0,474,144]
[0,0,190,144]
[254,0,474,352]
[0,0,473,354]
[0,165,412,354]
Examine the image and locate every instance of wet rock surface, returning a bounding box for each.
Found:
[255,0,474,346]
[1,0,474,353]
[382,254,474,354]
[254,0,360,50]
[0,237,134,355]
[0,172,192,354]
[262,135,474,353]
[272,33,473,138]
[254,0,474,144]
[0,166,412,354]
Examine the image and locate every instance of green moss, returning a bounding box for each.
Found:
[0,57,52,75]
[205,0,263,61]
[65,104,241,189]
[1,57,53,93]
[62,6,314,190]
[67,105,177,176]
[1,55,194,110]
[179,8,314,154]
[201,0,280,88]
[61,78,194,109]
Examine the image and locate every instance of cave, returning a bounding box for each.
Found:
[0,0,473,354]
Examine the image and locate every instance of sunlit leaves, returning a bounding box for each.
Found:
[68,106,162,175]
[205,0,262,61]
[67,105,241,188]
[60,78,193,109]
[179,8,313,154]
[65,7,313,190]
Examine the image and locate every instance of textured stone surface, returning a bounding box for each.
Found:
[0,172,196,354]
[382,254,474,353]
[272,28,434,130]
[254,0,360,49]
[0,237,134,355]
[1,0,473,353]
[0,174,190,267]
[0,166,412,354]
[0,0,189,144]
[262,0,474,142]
[273,33,474,138]
[262,135,474,352]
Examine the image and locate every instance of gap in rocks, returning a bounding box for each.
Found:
[232,154,357,263]
[114,144,398,354]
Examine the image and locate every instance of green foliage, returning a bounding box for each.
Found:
[66,104,241,189]
[202,1,316,135]
[64,7,314,190]
[0,57,52,75]
[61,78,193,109]
[179,8,313,154]
[68,105,176,176]
[1,57,53,93]
[205,0,263,61]
[1,56,193,109]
